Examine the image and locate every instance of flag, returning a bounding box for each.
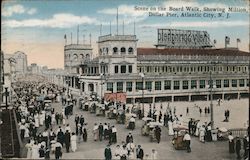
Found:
[64,34,66,39]
[213,39,217,44]
[225,36,230,45]
[237,38,241,43]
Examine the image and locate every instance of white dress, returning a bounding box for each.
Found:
[34,114,39,128]
[195,122,201,136]
[51,114,56,125]
[25,143,32,158]
[31,144,39,159]
[71,135,77,152]
[168,121,174,136]
[39,113,44,126]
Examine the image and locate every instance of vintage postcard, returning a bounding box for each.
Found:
[1,0,249,159]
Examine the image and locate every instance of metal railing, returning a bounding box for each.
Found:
[228,128,248,137]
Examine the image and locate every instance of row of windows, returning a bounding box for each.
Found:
[138,65,248,73]
[99,47,134,55]
[114,65,133,74]
[106,79,249,92]
[65,53,90,61]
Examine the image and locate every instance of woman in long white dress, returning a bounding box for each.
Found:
[71,133,77,152]
[25,140,33,158]
[93,124,99,141]
[34,113,40,128]
[39,112,44,126]
[51,113,56,125]
[31,142,39,159]
[168,120,174,136]
[195,120,201,137]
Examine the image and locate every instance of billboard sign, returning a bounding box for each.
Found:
[104,92,127,104]
[157,29,211,49]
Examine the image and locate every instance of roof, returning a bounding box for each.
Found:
[137,48,250,56]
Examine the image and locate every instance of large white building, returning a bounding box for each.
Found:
[60,29,249,104]
[12,51,28,75]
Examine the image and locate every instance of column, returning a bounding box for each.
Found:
[80,82,83,95]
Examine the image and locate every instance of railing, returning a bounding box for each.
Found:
[12,109,24,157]
[228,128,248,137]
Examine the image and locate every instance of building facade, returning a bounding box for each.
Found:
[62,30,249,104]
[12,51,28,75]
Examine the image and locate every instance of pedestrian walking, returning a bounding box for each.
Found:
[65,130,71,153]
[235,136,241,159]
[71,132,77,152]
[150,149,158,160]
[228,132,235,153]
[243,135,249,159]
[93,123,99,141]
[136,145,144,160]
[99,123,104,141]
[183,131,191,153]
[104,144,112,160]
[55,141,62,159]
[155,126,161,143]
[82,124,88,142]
[126,132,133,144]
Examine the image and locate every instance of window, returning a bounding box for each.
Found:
[191,80,197,89]
[113,47,118,54]
[147,66,150,72]
[121,65,126,73]
[126,82,132,92]
[247,79,249,87]
[117,82,123,92]
[182,80,189,90]
[164,80,171,90]
[106,48,109,54]
[224,79,229,88]
[128,47,134,54]
[145,81,152,91]
[239,79,245,87]
[174,81,180,90]
[121,47,126,54]
[73,54,78,61]
[136,82,143,90]
[86,54,90,60]
[155,81,161,90]
[107,82,113,92]
[128,65,132,73]
[216,80,221,88]
[115,65,118,73]
[232,79,237,87]
[200,80,205,88]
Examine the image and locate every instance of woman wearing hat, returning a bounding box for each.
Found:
[228,132,235,153]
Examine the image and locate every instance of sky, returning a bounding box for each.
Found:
[1,0,249,68]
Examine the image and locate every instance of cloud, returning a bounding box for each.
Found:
[3,13,97,28]
[140,20,249,28]
[98,4,149,25]
[2,4,37,17]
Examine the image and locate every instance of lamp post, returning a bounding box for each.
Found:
[207,71,216,129]
[140,73,145,118]
[4,87,8,109]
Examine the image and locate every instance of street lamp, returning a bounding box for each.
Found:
[139,73,145,118]
[206,71,216,129]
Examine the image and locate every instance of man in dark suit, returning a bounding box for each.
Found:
[64,130,71,152]
[99,123,104,141]
[136,145,144,160]
[75,114,79,128]
[104,144,112,160]
[235,136,241,159]
[126,132,133,144]
[79,115,85,126]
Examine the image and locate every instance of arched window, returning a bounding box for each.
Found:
[128,47,134,54]
[113,47,118,54]
[121,47,126,54]
[80,54,84,59]
[99,49,102,55]
[73,54,78,61]
[86,54,90,60]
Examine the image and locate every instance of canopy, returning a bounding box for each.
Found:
[148,122,163,127]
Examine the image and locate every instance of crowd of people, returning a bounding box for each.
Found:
[9,79,249,160]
